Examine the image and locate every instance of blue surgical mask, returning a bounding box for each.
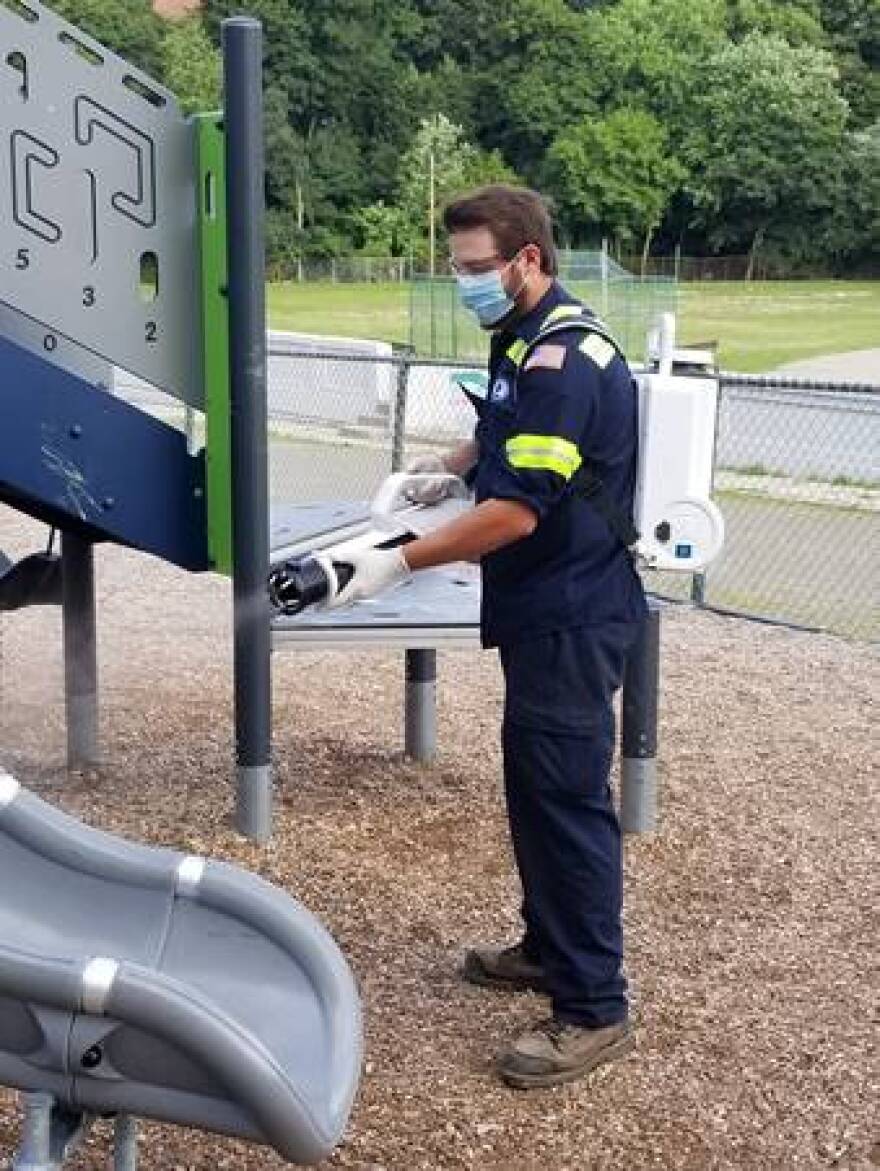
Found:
[456,253,524,328]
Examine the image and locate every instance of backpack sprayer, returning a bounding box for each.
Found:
[268,314,725,615]
[633,313,725,571]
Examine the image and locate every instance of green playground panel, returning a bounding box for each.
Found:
[196,113,232,576]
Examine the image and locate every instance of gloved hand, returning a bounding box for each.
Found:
[404,452,451,504]
[325,546,411,609]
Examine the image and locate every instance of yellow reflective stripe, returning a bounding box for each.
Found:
[541,304,586,328]
[506,338,528,366]
[505,433,583,480]
[580,334,616,369]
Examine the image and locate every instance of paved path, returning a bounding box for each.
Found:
[771,348,880,384]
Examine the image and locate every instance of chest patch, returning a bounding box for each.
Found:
[490,375,511,403]
[523,343,567,372]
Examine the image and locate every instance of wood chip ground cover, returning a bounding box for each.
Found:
[0,511,876,1170]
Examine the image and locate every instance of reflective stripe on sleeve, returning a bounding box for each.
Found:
[505,433,583,480]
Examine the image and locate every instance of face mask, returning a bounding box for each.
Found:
[456,253,524,328]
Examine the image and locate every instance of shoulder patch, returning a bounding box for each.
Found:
[579,334,616,369]
[523,343,567,373]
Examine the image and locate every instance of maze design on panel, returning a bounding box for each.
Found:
[0,0,203,407]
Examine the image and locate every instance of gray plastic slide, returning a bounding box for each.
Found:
[0,772,362,1165]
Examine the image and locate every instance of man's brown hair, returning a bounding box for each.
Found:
[442,184,558,276]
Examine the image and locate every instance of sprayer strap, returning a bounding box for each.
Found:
[512,314,640,551]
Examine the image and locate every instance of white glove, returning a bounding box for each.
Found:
[404,452,451,504]
[325,546,411,609]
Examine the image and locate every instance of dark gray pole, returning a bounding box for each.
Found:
[62,532,98,768]
[404,649,437,762]
[620,603,661,833]
[223,17,272,841]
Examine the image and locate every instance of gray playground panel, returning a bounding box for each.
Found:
[270,500,481,648]
[0,774,362,1165]
[0,302,113,390]
[0,0,203,407]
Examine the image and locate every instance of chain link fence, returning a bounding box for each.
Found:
[267,341,879,641]
[409,275,677,362]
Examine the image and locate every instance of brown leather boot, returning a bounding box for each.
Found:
[461,942,547,993]
[498,1017,634,1088]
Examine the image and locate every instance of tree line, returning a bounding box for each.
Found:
[50,0,879,274]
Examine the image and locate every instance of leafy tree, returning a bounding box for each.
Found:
[160,16,221,113]
[351,202,412,255]
[469,0,601,180]
[50,0,877,268]
[684,33,850,269]
[818,0,880,128]
[821,123,880,265]
[726,0,825,46]
[546,108,684,260]
[585,0,729,127]
[396,115,518,263]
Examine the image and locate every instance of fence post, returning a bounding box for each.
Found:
[429,278,436,356]
[450,280,458,358]
[390,348,412,472]
[690,573,706,606]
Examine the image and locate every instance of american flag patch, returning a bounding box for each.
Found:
[523,343,567,372]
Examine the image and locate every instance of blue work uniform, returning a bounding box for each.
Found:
[469,281,647,1026]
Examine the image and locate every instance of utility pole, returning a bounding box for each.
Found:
[429,148,436,278]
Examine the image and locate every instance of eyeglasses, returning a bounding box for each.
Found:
[447,253,507,276]
[448,246,532,277]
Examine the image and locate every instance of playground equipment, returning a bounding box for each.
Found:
[0,772,362,1168]
[0,5,362,1164]
[0,0,272,839]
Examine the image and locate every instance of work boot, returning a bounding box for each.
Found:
[497,1017,634,1089]
[461,942,547,993]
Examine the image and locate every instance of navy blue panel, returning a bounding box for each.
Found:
[0,335,209,571]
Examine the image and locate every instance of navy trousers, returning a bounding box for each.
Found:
[498,620,640,1027]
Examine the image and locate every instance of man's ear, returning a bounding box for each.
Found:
[524,243,543,274]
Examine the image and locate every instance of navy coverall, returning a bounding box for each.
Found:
[470,282,647,1026]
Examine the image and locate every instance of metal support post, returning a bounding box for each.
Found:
[113,1116,137,1171]
[12,1093,89,1171]
[223,17,272,841]
[404,649,436,762]
[61,533,98,768]
[690,571,706,606]
[620,605,661,833]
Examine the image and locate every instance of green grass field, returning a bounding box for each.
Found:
[267,279,879,373]
[677,281,879,372]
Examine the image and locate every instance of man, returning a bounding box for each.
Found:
[328,184,647,1088]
